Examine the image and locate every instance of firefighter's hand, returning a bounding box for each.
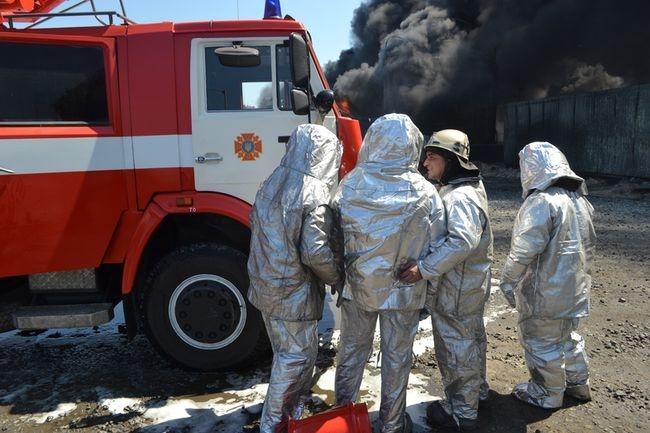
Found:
[400,263,423,284]
[331,280,344,297]
[330,281,342,296]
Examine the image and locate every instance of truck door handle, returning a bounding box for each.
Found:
[0,166,14,174]
[195,153,223,163]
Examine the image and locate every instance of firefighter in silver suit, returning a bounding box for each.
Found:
[500,141,595,409]
[248,124,343,433]
[333,113,446,433]
[400,129,493,431]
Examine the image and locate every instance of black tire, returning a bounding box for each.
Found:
[143,243,269,371]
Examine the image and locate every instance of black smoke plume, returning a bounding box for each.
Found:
[326,0,650,138]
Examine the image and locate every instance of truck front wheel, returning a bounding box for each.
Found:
[143,243,268,371]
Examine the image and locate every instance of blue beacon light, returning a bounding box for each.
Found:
[264,0,282,19]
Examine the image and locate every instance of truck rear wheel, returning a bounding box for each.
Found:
[143,243,268,371]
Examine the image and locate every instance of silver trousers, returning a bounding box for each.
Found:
[513,317,590,409]
[259,315,319,433]
[431,310,489,421]
[335,300,420,433]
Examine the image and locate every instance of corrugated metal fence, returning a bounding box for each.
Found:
[504,84,650,178]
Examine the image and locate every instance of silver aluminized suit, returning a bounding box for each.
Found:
[332,114,446,433]
[247,124,342,433]
[418,176,493,422]
[500,142,595,409]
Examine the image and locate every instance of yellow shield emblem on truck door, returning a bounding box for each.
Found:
[234,133,262,161]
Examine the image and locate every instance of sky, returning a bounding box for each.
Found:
[30,0,363,65]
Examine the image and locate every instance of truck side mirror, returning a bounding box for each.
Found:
[291,89,310,115]
[289,32,310,90]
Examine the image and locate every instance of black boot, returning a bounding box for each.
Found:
[426,401,477,431]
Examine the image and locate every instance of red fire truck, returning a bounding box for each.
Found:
[0,0,362,370]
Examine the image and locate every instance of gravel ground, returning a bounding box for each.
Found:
[0,172,648,433]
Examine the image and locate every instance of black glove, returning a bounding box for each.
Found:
[331,281,344,307]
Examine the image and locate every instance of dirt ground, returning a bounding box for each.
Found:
[0,171,648,433]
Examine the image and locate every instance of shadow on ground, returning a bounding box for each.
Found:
[413,391,588,433]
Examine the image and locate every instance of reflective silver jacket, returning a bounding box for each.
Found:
[248,124,343,321]
[332,113,446,311]
[419,177,493,316]
[501,142,595,319]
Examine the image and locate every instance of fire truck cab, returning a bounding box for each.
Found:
[0,0,362,370]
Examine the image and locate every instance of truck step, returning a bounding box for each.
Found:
[12,303,114,330]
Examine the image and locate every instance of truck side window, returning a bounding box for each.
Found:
[205,45,273,111]
[0,42,109,125]
[276,43,316,112]
[276,44,293,111]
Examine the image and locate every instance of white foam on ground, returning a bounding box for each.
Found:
[135,383,268,433]
[29,402,77,424]
[312,367,336,401]
[100,396,144,415]
[406,372,441,431]
[412,317,434,357]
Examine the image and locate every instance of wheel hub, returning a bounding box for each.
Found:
[169,274,247,350]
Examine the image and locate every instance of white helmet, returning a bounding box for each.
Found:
[424,129,477,170]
